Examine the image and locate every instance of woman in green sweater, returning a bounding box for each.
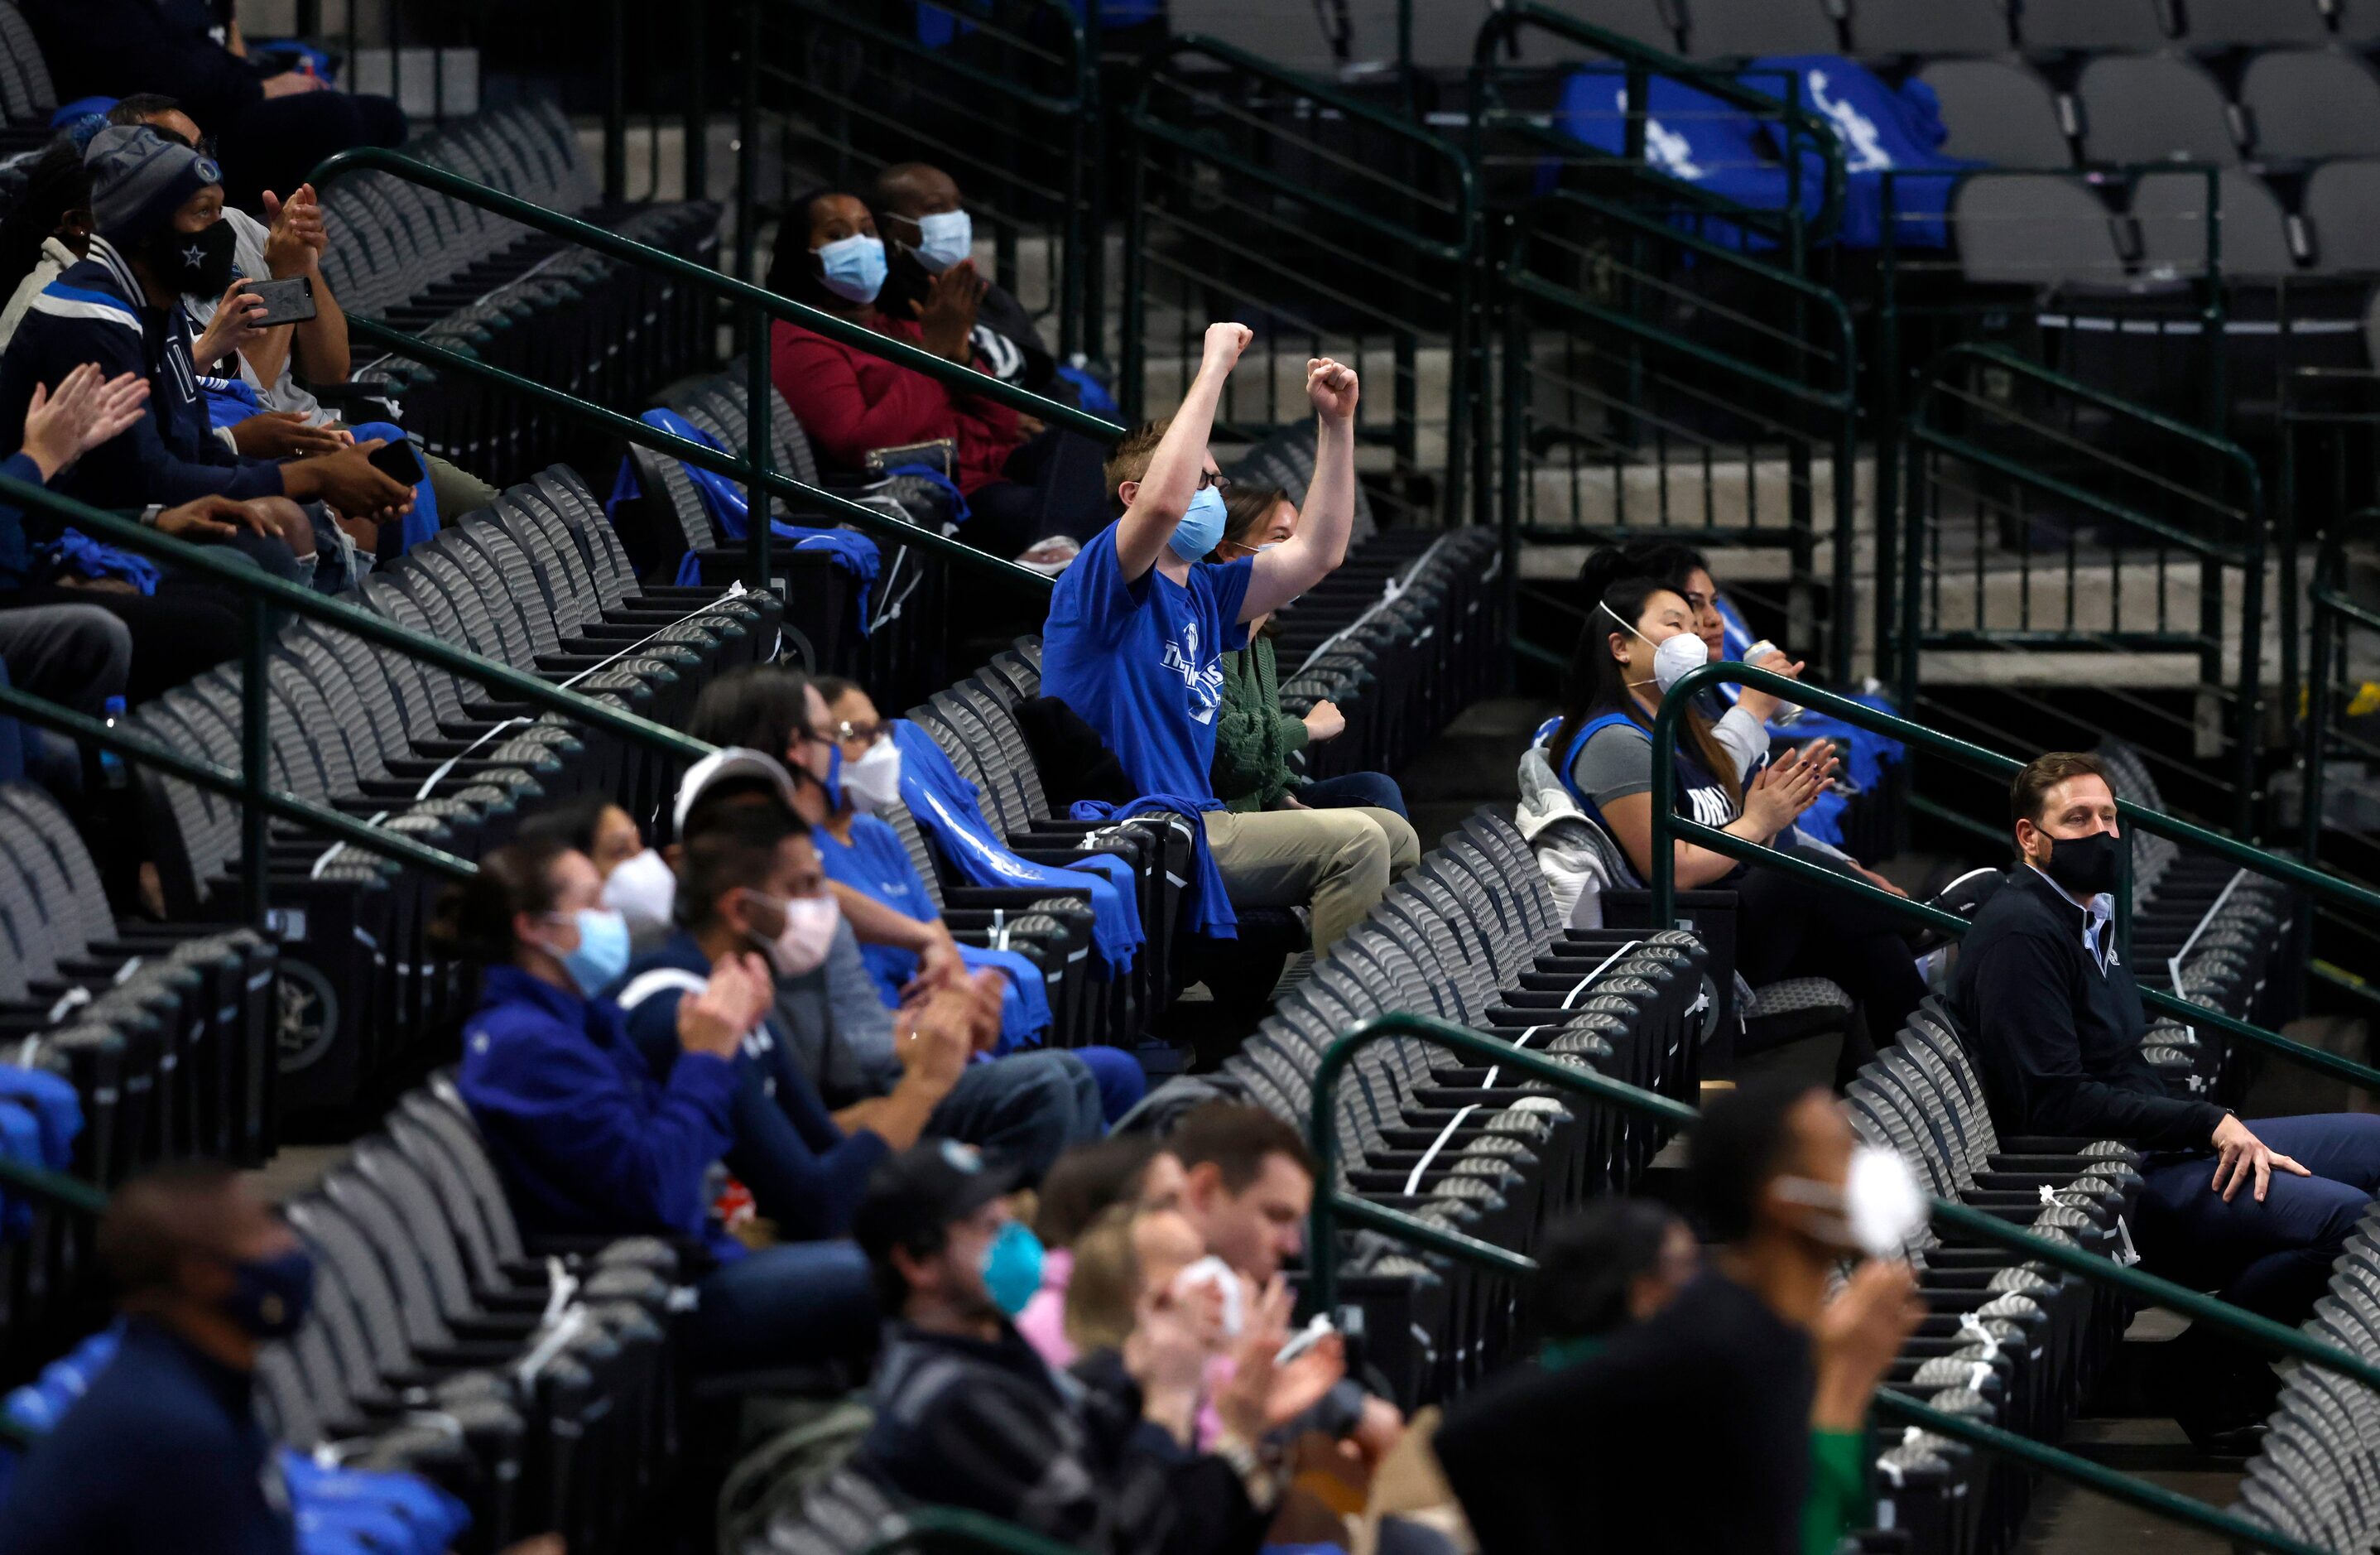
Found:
[1207,485,1408,818]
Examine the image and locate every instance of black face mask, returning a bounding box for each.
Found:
[2041,829,2124,898]
[146,217,237,298]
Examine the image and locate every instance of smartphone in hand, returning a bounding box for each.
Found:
[243,276,317,326]
[367,437,427,486]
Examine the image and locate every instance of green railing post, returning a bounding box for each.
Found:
[240,595,270,935]
[745,297,772,589]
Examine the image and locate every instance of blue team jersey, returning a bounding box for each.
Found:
[1040,522,1255,803]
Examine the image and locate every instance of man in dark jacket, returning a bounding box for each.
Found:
[0,1160,307,1555]
[0,126,410,527]
[1954,750,2380,1442]
[25,0,403,213]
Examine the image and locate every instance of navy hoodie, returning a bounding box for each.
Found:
[0,234,286,511]
[612,931,892,1242]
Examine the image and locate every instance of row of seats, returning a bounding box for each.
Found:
[1927,50,2380,170]
[122,464,777,1119]
[2238,1201,2380,1544]
[0,787,276,1383]
[327,101,719,488]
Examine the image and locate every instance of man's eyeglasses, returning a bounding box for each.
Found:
[1195,471,1233,493]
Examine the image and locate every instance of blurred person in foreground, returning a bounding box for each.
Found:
[1435,1082,1926,1555]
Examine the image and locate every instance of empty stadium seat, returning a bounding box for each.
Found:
[2075,52,2245,166]
[2303,158,2380,271]
[2180,0,2334,47]
[1953,173,2132,285]
[1680,0,1842,60]
[2018,0,2176,51]
[1845,0,2014,57]
[1918,58,2075,167]
[2131,167,2301,277]
[2238,49,2380,160]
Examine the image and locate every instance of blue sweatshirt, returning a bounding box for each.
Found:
[455,963,742,1261]
[612,932,893,1242]
[0,1319,294,1555]
[0,450,50,591]
[0,236,286,512]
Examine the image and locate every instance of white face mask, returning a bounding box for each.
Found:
[1603,602,1710,694]
[1777,1145,1929,1259]
[912,209,974,273]
[599,848,676,938]
[744,889,842,978]
[843,740,904,815]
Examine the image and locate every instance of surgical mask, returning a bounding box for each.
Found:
[844,741,904,815]
[1169,484,1228,563]
[546,908,630,996]
[600,848,676,939]
[748,890,841,978]
[1602,601,1709,694]
[222,1245,315,1339]
[1777,1145,1928,1259]
[2041,829,2123,899]
[814,233,887,304]
[912,209,974,273]
[823,745,846,814]
[981,1220,1046,1318]
[154,217,238,300]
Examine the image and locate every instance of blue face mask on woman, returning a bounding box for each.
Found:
[551,907,630,996]
[815,233,887,304]
[1168,484,1229,563]
[980,1220,1046,1317]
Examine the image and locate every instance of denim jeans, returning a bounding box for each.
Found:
[685,1240,877,1372]
[929,1049,1104,1180]
[1300,770,1410,820]
[2136,1111,2380,1321]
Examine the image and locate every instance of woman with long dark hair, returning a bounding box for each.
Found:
[1546,551,1927,1074]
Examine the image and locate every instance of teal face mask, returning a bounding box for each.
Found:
[1168,484,1228,563]
[980,1220,1045,1317]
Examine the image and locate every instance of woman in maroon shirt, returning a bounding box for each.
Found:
[766,190,1098,564]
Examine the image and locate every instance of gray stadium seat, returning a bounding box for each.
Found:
[2131,167,2301,277]
[1918,59,2075,167]
[1845,0,2013,56]
[1953,173,2132,285]
[2340,0,2380,44]
[1532,0,1685,52]
[2075,51,2244,165]
[2018,0,2176,51]
[2180,0,2332,47]
[2239,49,2380,160]
[2305,159,2380,272]
[1680,0,1841,60]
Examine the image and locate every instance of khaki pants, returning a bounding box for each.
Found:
[1205,806,1421,953]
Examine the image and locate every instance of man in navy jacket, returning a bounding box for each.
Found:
[0,127,411,532]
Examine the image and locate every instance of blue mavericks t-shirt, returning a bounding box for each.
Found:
[815,816,940,1000]
[1041,522,1255,802]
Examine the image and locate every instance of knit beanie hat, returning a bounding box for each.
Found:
[82,125,220,245]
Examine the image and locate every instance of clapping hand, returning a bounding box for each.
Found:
[18,363,149,481]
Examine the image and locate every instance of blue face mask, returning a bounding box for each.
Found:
[224,1245,315,1339]
[815,233,887,304]
[823,744,846,814]
[555,907,630,996]
[913,209,974,273]
[1168,484,1228,563]
[980,1220,1045,1318]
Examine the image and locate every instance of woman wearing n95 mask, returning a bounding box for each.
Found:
[1537,549,1926,1081]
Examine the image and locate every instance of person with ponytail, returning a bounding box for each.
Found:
[1542,550,1926,1076]
[436,835,878,1373]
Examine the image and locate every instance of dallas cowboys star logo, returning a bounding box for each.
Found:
[182,242,208,268]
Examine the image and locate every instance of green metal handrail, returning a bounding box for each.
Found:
[1469,2,1847,249]
[1304,1011,2344,1554]
[1898,343,2268,830]
[1643,661,2380,1092]
[2299,523,2380,1016]
[0,1148,110,1218]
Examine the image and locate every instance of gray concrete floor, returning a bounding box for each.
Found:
[2012,1418,2242,1555]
